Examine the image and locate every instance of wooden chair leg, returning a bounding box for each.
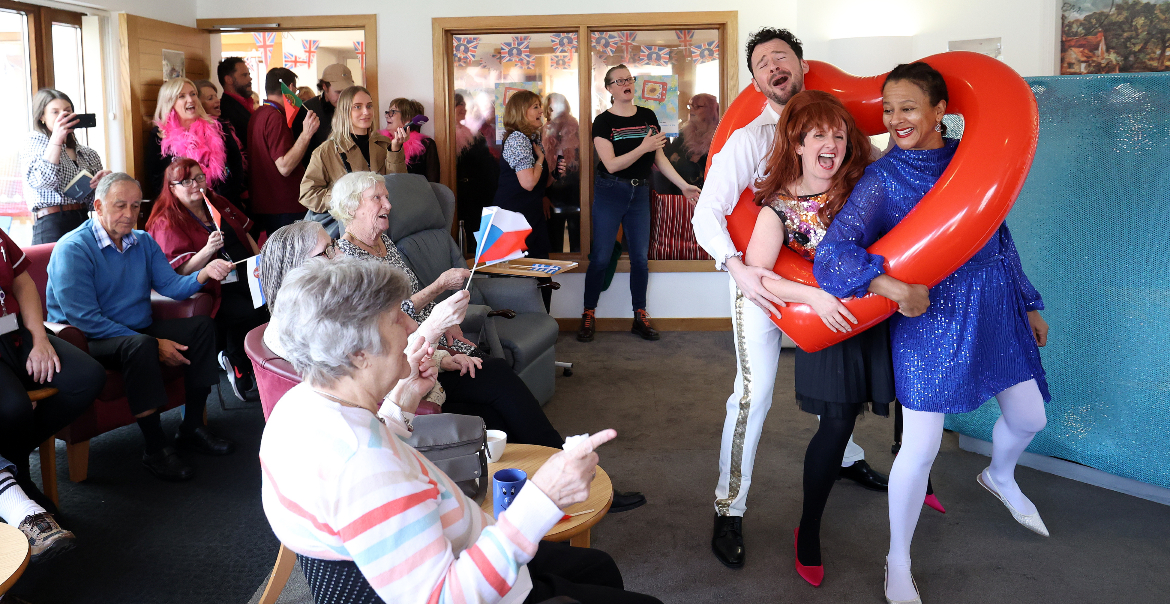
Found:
[258,544,297,604]
[38,438,59,508]
[66,441,89,483]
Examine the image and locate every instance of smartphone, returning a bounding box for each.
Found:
[555,154,564,177]
[74,113,98,129]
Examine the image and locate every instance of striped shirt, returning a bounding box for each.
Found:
[260,383,562,603]
[18,132,104,212]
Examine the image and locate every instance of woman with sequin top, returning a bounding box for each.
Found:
[744,90,891,587]
[813,63,1051,604]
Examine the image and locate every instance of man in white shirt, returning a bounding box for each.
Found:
[693,28,888,569]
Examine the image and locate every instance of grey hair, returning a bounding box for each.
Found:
[258,221,326,312]
[329,171,384,225]
[273,257,412,387]
[96,172,140,201]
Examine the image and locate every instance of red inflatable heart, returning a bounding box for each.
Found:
[708,51,1038,352]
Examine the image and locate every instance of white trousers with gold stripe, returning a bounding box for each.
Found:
[714,279,867,517]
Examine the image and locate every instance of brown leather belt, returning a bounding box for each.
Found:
[34,203,88,220]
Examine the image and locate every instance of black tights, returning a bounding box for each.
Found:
[797,414,859,566]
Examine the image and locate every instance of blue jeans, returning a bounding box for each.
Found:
[584,175,650,310]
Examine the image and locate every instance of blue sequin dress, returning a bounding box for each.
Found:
[813,139,1050,413]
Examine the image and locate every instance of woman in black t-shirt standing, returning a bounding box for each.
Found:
[578,64,701,343]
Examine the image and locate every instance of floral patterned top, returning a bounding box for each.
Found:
[337,233,479,357]
[767,191,829,261]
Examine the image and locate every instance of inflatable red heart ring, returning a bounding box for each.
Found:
[708,51,1038,352]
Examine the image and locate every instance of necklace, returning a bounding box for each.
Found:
[344,231,383,255]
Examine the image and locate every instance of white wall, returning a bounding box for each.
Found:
[49,0,199,26]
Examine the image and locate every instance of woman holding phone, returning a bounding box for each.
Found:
[19,89,110,244]
[578,64,700,343]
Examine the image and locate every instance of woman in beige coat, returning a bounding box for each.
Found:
[300,86,408,233]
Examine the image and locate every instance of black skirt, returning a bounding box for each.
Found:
[794,319,895,419]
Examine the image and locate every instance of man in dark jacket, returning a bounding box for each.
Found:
[299,63,354,166]
[217,57,254,148]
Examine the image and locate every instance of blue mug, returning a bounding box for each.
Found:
[492,468,527,518]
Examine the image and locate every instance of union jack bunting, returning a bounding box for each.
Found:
[353,41,366,70]
[516,56,537,70]
[283,52,308,68]
[481,53,504,70]
[550,53,574,70]
[301,40,319,66]
[591,31,619,56]
[638,45,671,67]
[691,41,719,65]
[550,32,578,54]
[253,32,276,64]
[452,36,480,67]
[616,31,638,63]
[675,30,695,47]
[500,35,532,63]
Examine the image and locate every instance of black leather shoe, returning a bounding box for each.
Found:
[712,514,745,568]
[176,426,236,456]
[142,447,195,481]
[577,310,596,342]
[609,489,646,513]
[838,460,888,491]
[631,309,660,341]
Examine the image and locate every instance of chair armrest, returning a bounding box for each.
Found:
[44,322,88,352]
[471,276,546,315]
[151,291,214,320]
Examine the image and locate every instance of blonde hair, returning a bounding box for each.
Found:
[503,90,541,138]
[328,86,373,148]
[153,77,214,126]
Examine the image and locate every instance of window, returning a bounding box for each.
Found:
[435,13,737,270]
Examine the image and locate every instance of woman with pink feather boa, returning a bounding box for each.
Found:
[144,77,247,207]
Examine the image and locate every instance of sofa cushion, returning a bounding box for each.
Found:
[385,173,446,242]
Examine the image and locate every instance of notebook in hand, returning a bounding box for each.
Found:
[64,170,94,200]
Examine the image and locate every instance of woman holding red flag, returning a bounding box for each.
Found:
[147,158,268,400]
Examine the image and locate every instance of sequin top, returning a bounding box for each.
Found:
[767,192,829,261]
[814,139,1050,413]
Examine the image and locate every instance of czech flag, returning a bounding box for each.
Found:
[472,207,531,266]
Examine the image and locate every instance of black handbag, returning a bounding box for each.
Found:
[406,413,489,504]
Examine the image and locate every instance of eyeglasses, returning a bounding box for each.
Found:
[385,109,400,117]
[609,77,636,86]
[170,174,207,188]
[314,239,337,259]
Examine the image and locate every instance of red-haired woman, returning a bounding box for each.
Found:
[744,90,889,586]
[146,158,267,399]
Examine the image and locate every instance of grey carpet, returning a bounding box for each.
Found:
[248,331,1170,604]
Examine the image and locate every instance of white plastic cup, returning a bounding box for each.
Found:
[486,430,507,463]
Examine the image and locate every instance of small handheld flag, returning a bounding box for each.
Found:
[279,82,303,128]
[201,190,222,231]
[467,207,532,289]
[246,255,266,309]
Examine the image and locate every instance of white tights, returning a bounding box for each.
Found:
[885,379,1047,600]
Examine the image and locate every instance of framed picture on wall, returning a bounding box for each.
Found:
[1060,0,1170,74]
[162,49,186,81]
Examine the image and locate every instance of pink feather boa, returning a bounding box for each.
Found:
[158,112,228,186]
[403,131,430,164]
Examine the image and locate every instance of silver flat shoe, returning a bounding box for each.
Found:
[885,558,922,604]
[978,469,1050,537]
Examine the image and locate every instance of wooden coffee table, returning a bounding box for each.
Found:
[481,444,612,547]
[0,522,29,594]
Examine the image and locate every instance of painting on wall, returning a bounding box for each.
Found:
[1061,0,1170,74]
[162,49,185,81]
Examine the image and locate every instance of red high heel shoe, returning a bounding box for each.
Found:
[793,528,824,587]
[924,493,946,514]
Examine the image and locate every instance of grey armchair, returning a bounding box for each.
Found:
[383,173,559,404]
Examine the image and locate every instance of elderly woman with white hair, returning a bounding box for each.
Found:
[261,258,660,604]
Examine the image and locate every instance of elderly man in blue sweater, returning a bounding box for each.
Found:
[46,173,234,481]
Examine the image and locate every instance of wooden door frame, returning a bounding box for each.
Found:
[432,11,737,268]
[195,15,378,114]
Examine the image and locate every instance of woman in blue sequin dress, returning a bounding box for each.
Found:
[814,63,1052,604]
[745,90,894,587]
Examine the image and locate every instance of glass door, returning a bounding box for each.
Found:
[0,8,33,240]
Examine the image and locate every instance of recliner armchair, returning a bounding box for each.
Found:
[383,174,559,404]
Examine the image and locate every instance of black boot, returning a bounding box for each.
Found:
[711,514,745,568]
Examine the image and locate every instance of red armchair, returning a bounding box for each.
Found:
[24,243,213,482]
[244,323,440,422]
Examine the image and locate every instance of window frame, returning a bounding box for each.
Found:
[433,12,738,272]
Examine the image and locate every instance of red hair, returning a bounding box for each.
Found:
[145,157,207,232]
[753,90,872,226]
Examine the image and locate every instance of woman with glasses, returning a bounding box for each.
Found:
[381,98,440,182]
[577,65,701,343]
[144,77,247,209]
[146,158,268,400]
